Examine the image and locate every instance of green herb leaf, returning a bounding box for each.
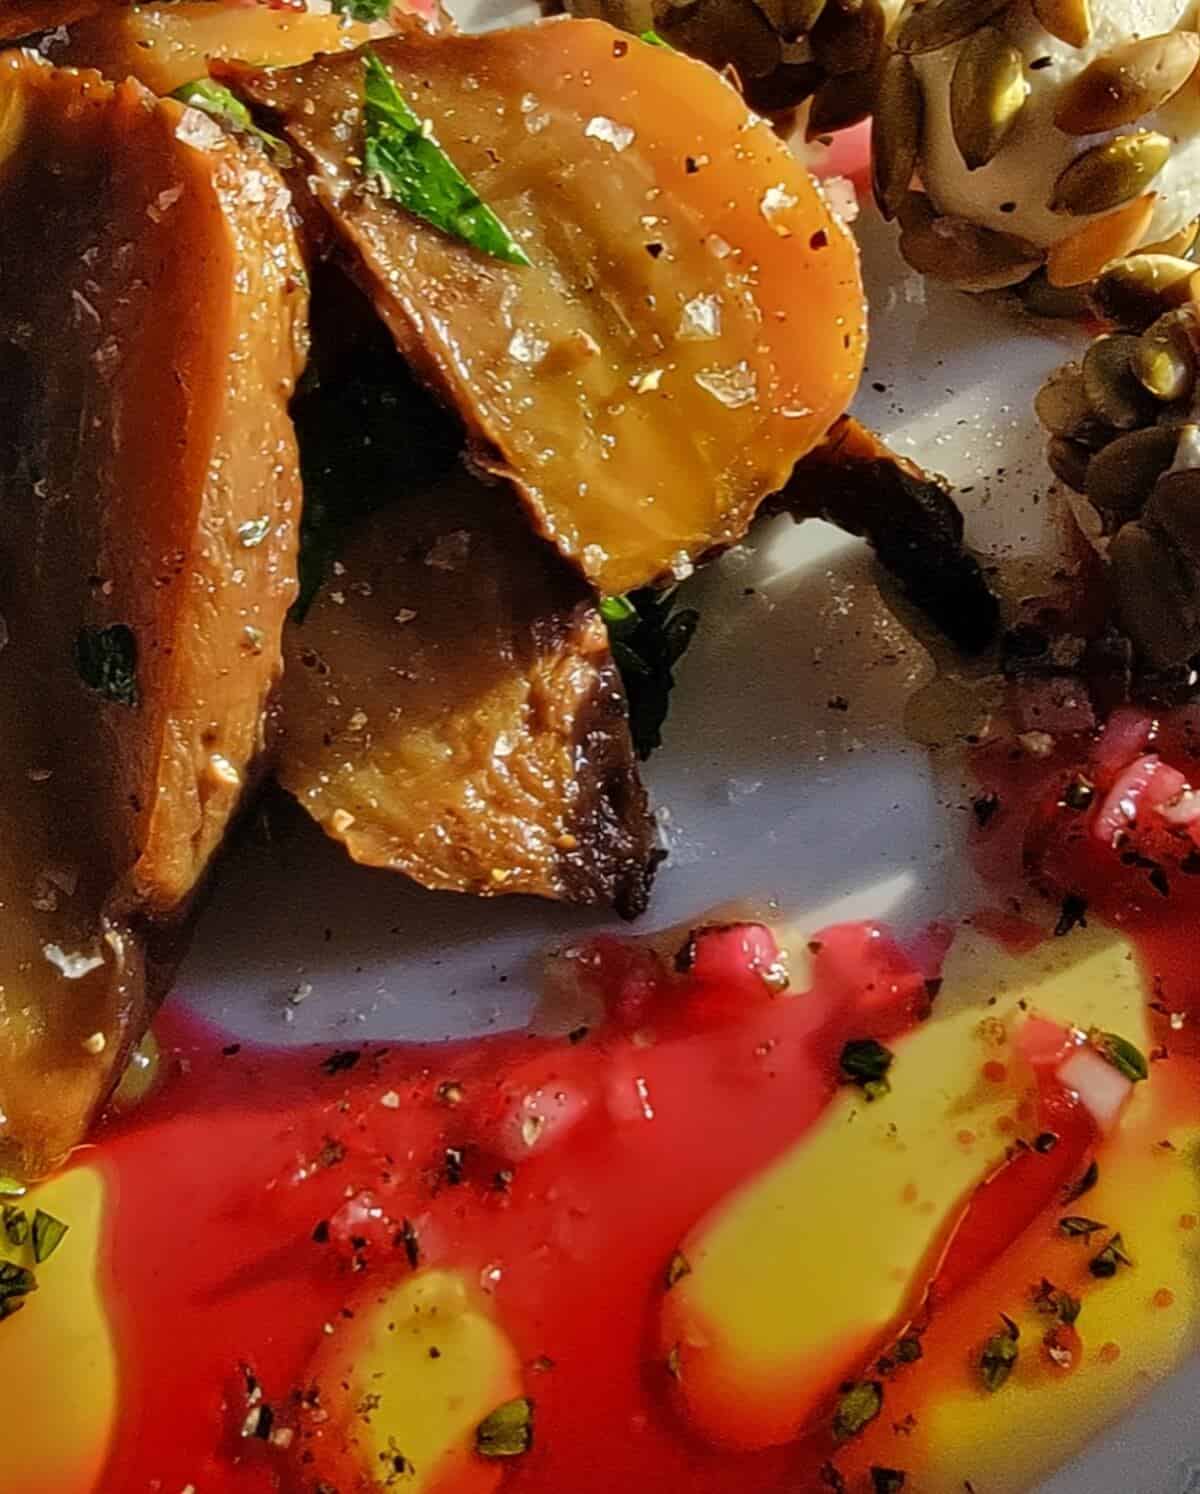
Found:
[839,1038,894,1100]
[1089,1232,1132,1279]
[362,50,529,267]
[871,1470,907,1494]
[0,1177,25,1200]
[602,587,699,759]
[475,1396,534,1458]
[833,1380,882,1441]
[894,1335,923,1364]
[31,1209,68,1264]
[640,28,675,47]
[1031,1277,1081,1325]
[1061,1158,1099,1203]
[75,624,138,707]
[170,79,292,167]
[665,1250,692,1289]
[979,1315,1019,1391]
[1059,1215,1105,1239]
[2,1206,27,1248]
[333,0,393,17]
[1090,1029,1149,1083]
[0,1262,36,1301]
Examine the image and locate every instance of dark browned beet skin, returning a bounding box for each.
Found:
[224,20,866,596]
[782,417,1000,654]
[0,55,308,1174]
[279,470,657,916]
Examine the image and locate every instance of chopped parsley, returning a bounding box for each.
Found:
[601,588,699,759]
[2,1206,26,1248]
[978,1314,1019,1391]
[475,1396,534,1458]
[31,1209,67,1264]
[1089,1233,1133,1279]
[871,1471,907,1494]
[75,624,138,707]
[839,1038,894,1101]
[833,1380,882,1441]
[1090,1029,1149,1084]
[640,28,675,47]
[333,0,393,16]
[362,50,529,266]
[1061,1158,1099,1203]
[170,79,291,166]
[1059,1215,1105,1240]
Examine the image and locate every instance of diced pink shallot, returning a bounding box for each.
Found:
[1092,754,1185,846]
[1056,1045,1133,1134]
[1014,1016,1076,1073]
[679,922,788,995]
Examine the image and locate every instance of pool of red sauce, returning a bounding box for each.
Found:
[79,705,1200,1494]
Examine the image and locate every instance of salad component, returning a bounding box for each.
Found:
[781,417,999,651]
[225,21,867,595]
[280,470,657,915]
[52,1,376,96]
[873,0,1200,293]
[1034,301,1200,668]
[0,52,307,1174]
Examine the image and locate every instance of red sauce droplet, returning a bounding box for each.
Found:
[1099,1341,1122,1364]
[1154,1288,1175,1309]
[982,1061,1007,1084]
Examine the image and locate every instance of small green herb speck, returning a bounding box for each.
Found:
[170,79,292,166]
[2,1206,27,1248]
[839,1038,894,1101]
[1089,1233,1132,1279]
[640,28,675,47]
[0,1177,25,1200]
[979,1315,1019,1391]
[1059,1215,1106,1239]
[475,1396,533,1458]
[602,588,699,759]
[332,0,393,17]
[34,1210,72,1262]
[833,1380,882,1441]
[1090,1030,1149,1083]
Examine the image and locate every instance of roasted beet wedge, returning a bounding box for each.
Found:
[0,55,308,1174]
[55,2,375,96]
[225,20,866,595]
[279,469,657,916]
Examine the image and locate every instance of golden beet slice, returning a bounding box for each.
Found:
[279,471,657,916]
[226,20,866,595]
[55,2,371,95]
[0,55,308,1174]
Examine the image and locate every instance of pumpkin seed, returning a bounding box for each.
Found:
[1035,362,1094,437]
[1049,132,1171,217]
[1032,0,1090,48]
[1045,193,1155,288]
[1054,32,1200,136]
[808,59,881,134]
[1109,520,1200,668]
[1142,216,1200,259]
[899,205,1044,291]
[1146,461,1200,565]
[872,53,923,221]
[1082,333,1154,427]
[894,0,1012,56]
[1133,311,1198,402]
[1091,253,1197,331]
[1085,424,1180,517]
[950,27,1027,170]
[1019,270,1091,317]
[1046,435,1092,491]
[811,0,885,75]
